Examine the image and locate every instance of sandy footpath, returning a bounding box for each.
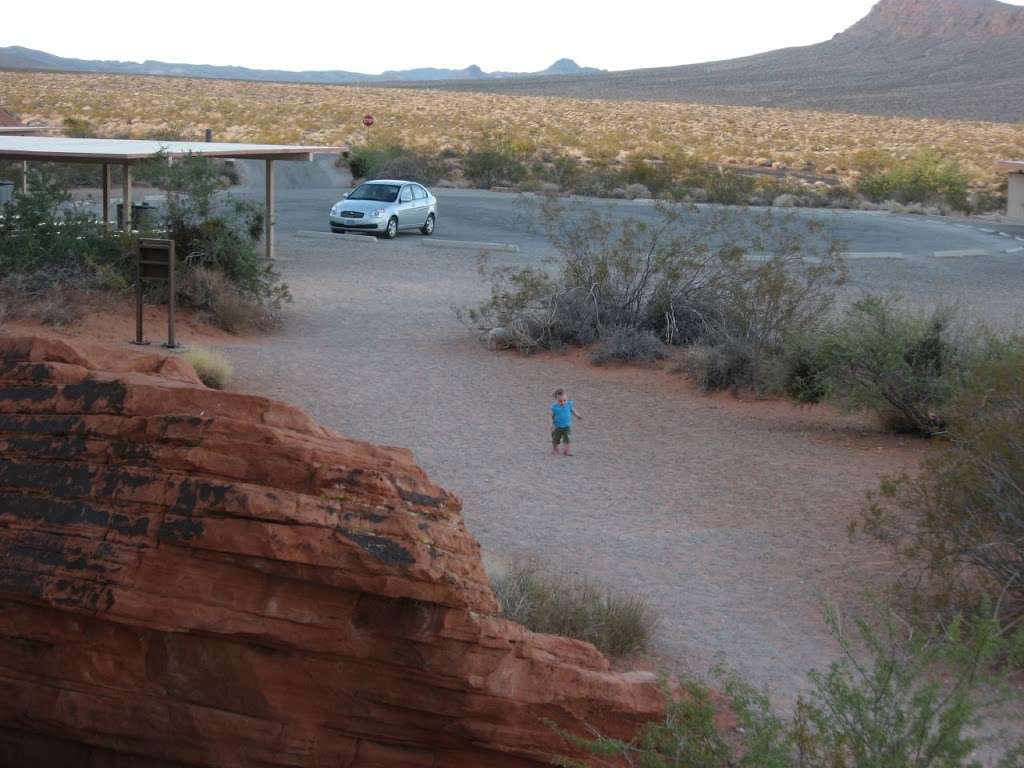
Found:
[211,235,931,700]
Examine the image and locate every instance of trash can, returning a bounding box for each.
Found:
[116,202,158,230]
[0,181,14,205]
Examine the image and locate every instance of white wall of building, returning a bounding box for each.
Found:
[1009,173,1024,222]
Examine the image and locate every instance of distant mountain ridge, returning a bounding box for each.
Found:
[0,46,602,83]
[396,0,1024,123]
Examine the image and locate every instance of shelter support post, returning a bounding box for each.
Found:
[101,164,111,227]
[265,159,275,260]
[122,163,132,233]
[19,161,27,193]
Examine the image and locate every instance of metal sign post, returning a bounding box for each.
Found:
[133,238,179,349]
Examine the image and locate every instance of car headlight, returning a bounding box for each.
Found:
[369,208,386,218]
[331,203,343,214]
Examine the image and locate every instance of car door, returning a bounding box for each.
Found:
[412,184,430,225]
[397,185,416,228]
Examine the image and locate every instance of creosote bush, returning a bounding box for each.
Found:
[491,559,656,660]
[552,609,1024,768]
[787,296,972,436]
[856,148,969,211]
[462,197,845,393]
[857,339,1024,632]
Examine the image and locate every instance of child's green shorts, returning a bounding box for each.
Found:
[551,426,571,444]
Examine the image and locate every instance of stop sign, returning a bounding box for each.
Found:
[362,114,375,128]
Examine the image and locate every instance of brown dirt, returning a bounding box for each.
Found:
[2,299,239,348]
[192,235,938,705]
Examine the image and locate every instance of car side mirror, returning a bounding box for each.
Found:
[342,193,349,199]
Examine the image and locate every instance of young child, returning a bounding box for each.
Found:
[550,387,583,456]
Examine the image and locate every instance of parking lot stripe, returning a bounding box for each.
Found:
[933,249,990,258]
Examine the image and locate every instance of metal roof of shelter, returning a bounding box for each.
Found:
[998,160,1024,172]
[1,136,345,260]
[0,136,341,163]
[0,127,47,135]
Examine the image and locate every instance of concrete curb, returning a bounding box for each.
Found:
[295,230,377,243]
[422,238,520,253]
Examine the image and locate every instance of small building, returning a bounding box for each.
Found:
[998,160,1024,222]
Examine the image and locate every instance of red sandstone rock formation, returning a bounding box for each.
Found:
[0,336,662,767]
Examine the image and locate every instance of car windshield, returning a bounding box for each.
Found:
[348,183,399,202]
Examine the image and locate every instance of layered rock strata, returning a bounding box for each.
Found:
[0,336,661,767]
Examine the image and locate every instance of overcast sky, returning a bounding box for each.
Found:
[7,1,885,73]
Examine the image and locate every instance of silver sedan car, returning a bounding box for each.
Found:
[329,179,437,239]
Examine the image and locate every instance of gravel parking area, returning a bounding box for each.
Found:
[217,234,944,700]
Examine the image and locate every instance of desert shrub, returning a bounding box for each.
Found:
[179,267,280,333]
[463,199,844,390]
[0,169,128,281]
[622,156,673,195]
[62,116,97,138]
[552,610,1022,768]
[347,143,443,185]
[797,296,971,435]
[685,341,755,393]
[856,149,969,211]
[491,560,656,660]
[591,325,667,365]
[463,138,526,188]
[369,151,444,185]
[779,336,829,404]
[183,348,233,389]
[705,169,757,205]
[147,155,292,315]
[857,339,1024,630]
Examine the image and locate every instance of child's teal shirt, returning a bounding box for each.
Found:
[551,400,574,428]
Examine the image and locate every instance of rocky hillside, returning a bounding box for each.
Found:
[403,0,1024,122]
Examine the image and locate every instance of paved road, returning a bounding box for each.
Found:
[245,182,1024,263]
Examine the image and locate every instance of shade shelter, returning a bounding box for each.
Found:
[0,136,343,259]
[997,160,1024,222]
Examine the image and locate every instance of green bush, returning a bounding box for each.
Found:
[463,139,526,188]
[856,149,969,211]
[147,155,292,318]
[794,296,969,435]
[705,169,757,205]
[553,610,1023,768]
[346,143,444,185]
[491,559,656,660]
[62,116,97,139]
[858,338,1024,630]
[0,169,128,281]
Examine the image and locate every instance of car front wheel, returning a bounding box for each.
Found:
[382,216,398,240]
[421,213,435,236]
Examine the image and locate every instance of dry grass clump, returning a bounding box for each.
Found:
[490,559,657,659]
[182,347,233,390]
[4,71,1021,188]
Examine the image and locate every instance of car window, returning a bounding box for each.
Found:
[413,185,427,200]
[400,186,414,202]
[349,183,399,203]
